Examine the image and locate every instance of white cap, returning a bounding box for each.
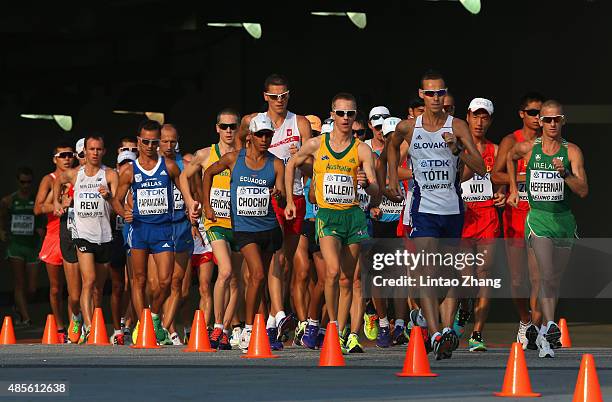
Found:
[321,123,333,134]
[75,138,85,155]
[369,106,390,127]
[468,98,494,115]
[117,150,137,164]
[249,114,275,132]
[382,117,402,136]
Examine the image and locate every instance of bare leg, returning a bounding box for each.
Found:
[319,236,342,323]
[337,243,359,332]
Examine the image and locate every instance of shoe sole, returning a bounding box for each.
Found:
[525,327,539,350]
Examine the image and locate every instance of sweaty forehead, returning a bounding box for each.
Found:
[266,84,288,94]
[541,105,561,116]
[140,129,160,139]
[422,79,445,90]
[333,99,356,110]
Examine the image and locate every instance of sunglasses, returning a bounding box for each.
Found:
[370,114,390,121]
[333,110,357,118]
[264,90,290,102]
[252,130,274,138]
[218,123,238,130]
[421,88,448,97]
[120,147,138,153]
[353,129,366,137]
[523,109,540,117]
[77,152,85,159]
[54,151,75,159]
[540,115,565,124]
[139,137,160,146]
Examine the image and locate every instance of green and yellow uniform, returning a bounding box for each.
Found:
[6,192,41,264]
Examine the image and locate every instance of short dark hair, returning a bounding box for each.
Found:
[409,97,425,109]
[84,134,104,149]
[53,142,73,155]
[16,166,33,178]
[331,92,357,109]
[263,74,289,92]
[216,108,241,124]
[119,136,137,146]
[519,92,546,110]
[420,69,445,88]
[137,119,162,135]
[354,110,367,128]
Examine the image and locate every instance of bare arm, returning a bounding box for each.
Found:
[387,120,412,201]
[453,120,486,176]
[52,169,76,215]
[272,158,286,208]
[110,164,133,219]
[358,143,379,197]
[492,135,519,185]
[506,142,530,207]
[179,148,210,212]
[285,137,321,204]
[34,176,54,215]
[564,144,588,198]
[102,168,119,202]
[202,152,237,223]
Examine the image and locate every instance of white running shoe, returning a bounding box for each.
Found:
[239,327,252,353]
[170,332,183,346]
[230,327,242,347]
[536,333,554,358]
[517,321,529,350]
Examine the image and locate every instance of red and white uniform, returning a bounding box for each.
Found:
[503,130,530,246]
[39,173,63,266]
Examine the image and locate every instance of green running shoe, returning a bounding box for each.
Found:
[152,315,168,344]
[346,333,364,353]
[363,313,379,341]
[340,336,349,355]
[468,332,487,352]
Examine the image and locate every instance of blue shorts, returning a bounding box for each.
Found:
[173,218,194,254]
[409,212,464,239]
[128,221,174,254]
[122,222,131,256]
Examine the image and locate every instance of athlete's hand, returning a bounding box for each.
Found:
[98,185,111,200]
[61,194,72,208]
[289,144,298,156]
[188,201,202,223]
[385,183,404,204]
[124,208,133,223]
[493,191,506,208]
[370,207,382,220]
[357,169,368,189]
[284,200,297,220]
[507,191,519,208]
[552,157,566,177]
[442,132,458,153]
[53,200,65,217]
[204,204,216,223]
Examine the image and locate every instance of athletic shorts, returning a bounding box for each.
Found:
[173,219,194,254]
[372,220,400,239]
[127,222,174,254]
[6,241,39,264]
[59,218,78,264]
[409,211,464,240]
[110,231,127,269]
[39,229,62,266]
[526,209,577,248]
[503,206,529,247]
[272,195,305,236]
[461,207,500,243]
[234,226,283,253]
[191,252,215,267]
[206,226,239,252]
[300,219,320,255]
[315,207,369,246]
[74,238,112,264]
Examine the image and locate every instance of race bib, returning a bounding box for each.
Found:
[380,187,405,215]
[236,186,269,216]
[173,186,184,211]
[136,188,169,215]
[461,173,493,202]
[529,170,564,201]
[76,192,105,218]
[193,220,212,254]
[323,173,355,204]
[518,180,529,202]
[210,187,231,218]
[10,214,34,235]
[418,159,452,191]
[357,185,370,212]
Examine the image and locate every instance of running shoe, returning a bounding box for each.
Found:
[151,315,167,344]
[68,317,83,344]
[301,323,319,350]
[132,321,140,345]
[452,301,471,338]
[277,314,297,341]
[376,326,391,348]
[123,327,132,346]
[293,320,307,347]
[239,327,251,352]
[170,332,182,346]
[363,312,379,341]
[346,333,364,353]
[517,320,535,350]
[159,328,173,346]
[340,326,350,345]
[316,329,325,349]
[230,327,242,347]
[267,327,283,351]
[432,333,452,360]
[219,332,232,350]
[78,326,90,345]
[468,332,487,352]
[339,336,349,355]
[57,330,68,344]
[393,324,407,346]
[446,329,460,352]
[408,308,427,328]
[209,327,223,349]
[536,333,554,358]
[525,323,539,350]
[545,322,561,348]
[111,332,125,346]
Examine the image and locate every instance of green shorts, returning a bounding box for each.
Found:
[206,226,239,252]
[6,241,39,264]
[316,207,369,245]
[526,209,577,248]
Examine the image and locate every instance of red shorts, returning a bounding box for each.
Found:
[39,224,63,266]
[503,206,529,247]
[191,251,215,267]
[272,195,305,236]
[462,207,500,244]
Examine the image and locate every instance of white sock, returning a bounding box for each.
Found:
[379,316,390,328]
[114,329,122,335]
[120,317,126,326]
[214,323,224,330]
[266,315,276,329]
[308,318,320,326]
[274,311,286,326]
[395,319,405,328]
[245,324,253,331]
[151,313,159,319]
[223,329,229,335]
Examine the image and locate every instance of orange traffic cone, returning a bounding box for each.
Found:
[573,354,602,402]
[319,322,345,367]
[41,314,60,344]
[241,313,278,359]
[130,308,160,349]
[559,318,572,348]
[0,316,16,345]
[494,342,541,397]
[396,326,437,377]
[88,308,110,346]
[183,310,216,352]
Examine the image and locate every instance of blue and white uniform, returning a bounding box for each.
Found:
[128,157,174,253]
[171,155,194,254]
[408,115,463,238]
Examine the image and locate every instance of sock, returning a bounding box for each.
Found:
[120,317,126,328]
[72,312,82,322]
[308,318,320,327]
[379,316,390,328]
[520,320,532,327]
[245,324,253,331]
[114,329,122,335]
[266,315,276,329]
[431,332,441,346]
[274,311,286,326]
[395,319,405,328]
[151,313,159,319]
[223,329,229,335]
[214,323,224,330]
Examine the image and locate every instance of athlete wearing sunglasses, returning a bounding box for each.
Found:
[367,106,390,154]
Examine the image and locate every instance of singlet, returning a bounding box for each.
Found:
[313,133,360,211]
[401,158,415,227]
[73,166,112,243]
[264,111,304,196]
[131,157,173,225]
[461,141,496,209]
[303,178,319,219]
[230,149,278,232]
[8,192,38,246]
[204,144,232,230]
[510,130,531,211]
[45,173,60,235]
[526,137,571,213]
[409,115,462,215]
[171,154,186,223]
